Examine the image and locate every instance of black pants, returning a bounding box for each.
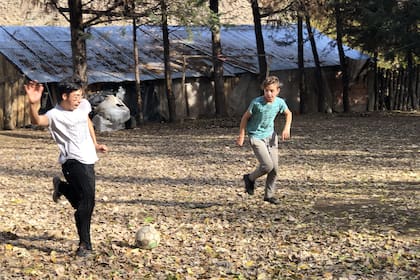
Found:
[59,159,95,249]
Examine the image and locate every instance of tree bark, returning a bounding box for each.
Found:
[406,50,417,110]
[210,0,226,117]
[415,65,420,110]
[161,0,176,122]
[335,3,350,112]
[68,0,87,88]
[305,15,328,113]
[297,13,306,114]
[132,1,143,125]
[251,0,267,84]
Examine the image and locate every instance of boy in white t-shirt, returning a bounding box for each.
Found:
[25,77,108,257]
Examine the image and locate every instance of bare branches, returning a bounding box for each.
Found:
[46,0,160,27]
[46,0,71,22]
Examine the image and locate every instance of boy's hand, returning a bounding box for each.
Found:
[24,81,44,104]
[282,109,292,141]
[236,135,245,147]
[281,129,290,141]
[96,144,108,153]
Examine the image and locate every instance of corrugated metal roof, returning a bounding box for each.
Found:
[0,25,368,84]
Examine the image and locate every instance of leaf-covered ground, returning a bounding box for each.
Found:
[0,112,418,280]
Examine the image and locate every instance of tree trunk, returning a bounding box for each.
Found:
[415,65,420,109]
[372,51,379,111]
[305,15,328,113]
[406,50,417,110]
[68,0,87,88]
[297,13,306,114]
[251,0,267,84]
[210,0,226,117]
[132,2,143,125]
[161,0,176,122]
[335,3,350,112]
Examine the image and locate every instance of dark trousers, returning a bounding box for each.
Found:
[59,159,95,249]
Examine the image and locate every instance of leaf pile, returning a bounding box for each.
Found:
[0,112,418,279]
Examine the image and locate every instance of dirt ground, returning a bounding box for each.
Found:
[0,112,418,279]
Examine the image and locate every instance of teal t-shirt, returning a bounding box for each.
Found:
[246,96,288,139]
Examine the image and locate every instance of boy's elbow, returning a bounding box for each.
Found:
[285,110,292,122]
[31,116,48,127]
[30,116,39,125]
[242,111,251,120]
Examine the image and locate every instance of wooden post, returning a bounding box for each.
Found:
[4,83,13,129]
[374,67,378,110]
[0,56,5,130]
[367,67,375,112]
[402,70,409,110]
[3,58,17,130]
[415,65,420,109]
[397,69,404,110]
[386,69,392,110]
[182,56,190,118]
[392,69,399,110]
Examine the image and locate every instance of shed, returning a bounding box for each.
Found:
[0,24,369,129]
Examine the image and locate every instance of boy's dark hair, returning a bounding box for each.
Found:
[57,76,82,95]
[261,75,283,89]
[56,76,82,102]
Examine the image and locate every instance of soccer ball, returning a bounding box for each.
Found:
[135,225,160,249]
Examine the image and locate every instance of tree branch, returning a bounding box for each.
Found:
[260,2,294,18]
[47,0,70,23]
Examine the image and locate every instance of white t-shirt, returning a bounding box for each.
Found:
[46,99,98,164]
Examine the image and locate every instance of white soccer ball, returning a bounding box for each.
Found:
[135,225,160,249]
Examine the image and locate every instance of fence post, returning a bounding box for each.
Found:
[386,69,392,110]
[367,66,375,111]
[416,65,420,109]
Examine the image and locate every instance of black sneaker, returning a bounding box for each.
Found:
[75,243,92,257]
[264,197,280,205]
[52,176,62,203]
[243,174,255,195]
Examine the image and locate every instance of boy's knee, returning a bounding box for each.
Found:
[261,163,274,173]
[271,168,278,176]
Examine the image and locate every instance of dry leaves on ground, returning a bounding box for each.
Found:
[0,112,419,279]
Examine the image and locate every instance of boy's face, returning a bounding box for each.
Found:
[263,83,280,103]
[60,89,83,111]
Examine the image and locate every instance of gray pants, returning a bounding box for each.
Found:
[248,132,278,198]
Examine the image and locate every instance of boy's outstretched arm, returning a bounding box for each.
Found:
[281,109,292,141]
[236,111,251,147]
[24,81,49,127]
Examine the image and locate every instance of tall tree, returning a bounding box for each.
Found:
[67,0,86,85]
[260,0,330,112]
[160,0,176,122]
[131,0,144,124]
[250,0,268,83]
[344,0,419,110]
[297,5,306,113]
[333,1,350,112]
[210,0,226,116]
[49,0,132,86]
[48,0,160,124]
[299,1,330,113]
[151,0,211,122]
[305,14,328,112]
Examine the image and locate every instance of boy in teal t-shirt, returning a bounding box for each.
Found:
[236,76,292,204]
